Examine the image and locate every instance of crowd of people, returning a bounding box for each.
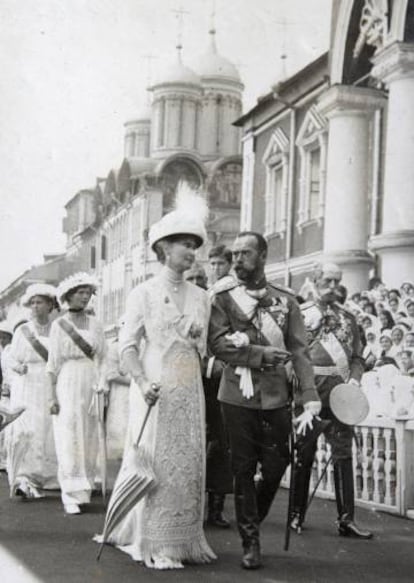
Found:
[299,275,414,375]
[0,187,412,572]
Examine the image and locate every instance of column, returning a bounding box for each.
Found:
[318,85,385,293]
[370,43,414,286]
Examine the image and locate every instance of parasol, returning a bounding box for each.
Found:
[96,403,157,561]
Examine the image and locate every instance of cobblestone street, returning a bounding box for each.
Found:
[1,474,413,583]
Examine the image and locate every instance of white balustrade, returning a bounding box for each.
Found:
[281,414,414,518]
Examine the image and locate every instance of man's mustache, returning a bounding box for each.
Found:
[319,287,342,300]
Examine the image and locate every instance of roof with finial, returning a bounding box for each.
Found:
[196,28,242,84]
[151,44,201,88]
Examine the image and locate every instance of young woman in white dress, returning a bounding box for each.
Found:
[47,273,106,515]
[7,284,58,497]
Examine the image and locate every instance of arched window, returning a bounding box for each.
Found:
[296,105,328,230]
[262,128,290,237]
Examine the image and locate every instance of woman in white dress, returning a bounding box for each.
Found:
[7,285,58,497]
[47,273,106,515]
[104,322,130,485]
[107,187,216,569]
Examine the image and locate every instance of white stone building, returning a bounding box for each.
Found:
[236,0,414,293]
[61,29,244,328]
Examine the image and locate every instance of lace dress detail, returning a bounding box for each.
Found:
[110,270,215,565]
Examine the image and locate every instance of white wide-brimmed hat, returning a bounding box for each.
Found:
[57,272,98,304]
[21,283,57,307]
[149,182,208,251]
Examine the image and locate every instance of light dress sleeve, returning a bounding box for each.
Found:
[8,327,25,371]
[119,285,146,356]
[119,284,147,382]
[46,320,63,376]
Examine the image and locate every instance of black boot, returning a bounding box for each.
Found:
[333,459,373,540]
[290,462,313,534]
[207,493,230,528]
[241,541,262,570]
[234,481,262,569]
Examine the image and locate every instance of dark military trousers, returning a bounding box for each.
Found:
[293,375,355,523]
[222,403,290,548]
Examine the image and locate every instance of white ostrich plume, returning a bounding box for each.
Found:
[174,181,209,224]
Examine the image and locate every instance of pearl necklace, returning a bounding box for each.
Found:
[162,266,185,293]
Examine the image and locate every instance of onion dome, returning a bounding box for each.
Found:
[197,29,242,84]
[152,47,201,88]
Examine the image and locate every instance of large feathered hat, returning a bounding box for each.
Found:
[57,272,98,304]
[21,283,57,307]
[149,182,208,251]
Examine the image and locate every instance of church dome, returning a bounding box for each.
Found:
[152,49,201,88]
[125,103,151,125]
[196,30,242,83]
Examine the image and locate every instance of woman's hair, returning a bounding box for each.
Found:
[364,301,377,316]
[30,294,57,313]
[153,234,199,264]
[379,309,394,330]
[65,285,95,304]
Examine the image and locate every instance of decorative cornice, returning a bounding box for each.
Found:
[371,41,414,83]
[323,249,375,267]
[318,85,386,119]
[369,230,414,251]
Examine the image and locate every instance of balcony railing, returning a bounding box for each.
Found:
[282,415,414,518]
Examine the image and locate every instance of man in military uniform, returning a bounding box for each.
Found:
[208,231,321,569]
[291,263,373,539]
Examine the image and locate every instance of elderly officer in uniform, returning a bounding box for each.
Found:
[290,263,373,539]
[208,231,321,569]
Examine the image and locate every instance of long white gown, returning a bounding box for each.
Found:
[47,314,105,506]
[105,339,130,463]
[0,345,15,471]
[108,268,216,567]
[7,322,58,491]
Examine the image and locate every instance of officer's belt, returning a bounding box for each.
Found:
[313,365,348,378]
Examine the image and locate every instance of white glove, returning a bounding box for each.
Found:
[294,410,315,436]
[304,400,322,416]
[294,401,322,436]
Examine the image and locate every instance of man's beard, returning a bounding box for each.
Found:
[234,266,253,281]
[319,287,342,304]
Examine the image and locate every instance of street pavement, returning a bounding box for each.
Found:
[1,472,413,583]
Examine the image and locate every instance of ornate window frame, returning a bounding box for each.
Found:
[262,128,290,238]
[296,105,328,231]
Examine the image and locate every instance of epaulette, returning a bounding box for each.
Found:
[268,281,296,297]
[209,275,238,296]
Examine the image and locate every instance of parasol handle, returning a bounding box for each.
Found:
[134,384,160,447]
[134,406,151,447]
